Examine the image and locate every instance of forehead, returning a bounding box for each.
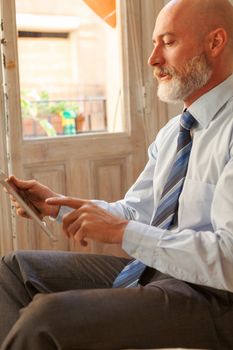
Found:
[153,3,195,39]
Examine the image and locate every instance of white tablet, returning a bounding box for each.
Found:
[0,170,57,242]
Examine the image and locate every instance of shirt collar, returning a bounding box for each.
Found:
[187,74,233,129]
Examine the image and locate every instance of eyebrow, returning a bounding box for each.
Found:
[152,32,176,43]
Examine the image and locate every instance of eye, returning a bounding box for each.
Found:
[164,41,174,46]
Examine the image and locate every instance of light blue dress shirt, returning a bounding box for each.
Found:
[59,74,233,292]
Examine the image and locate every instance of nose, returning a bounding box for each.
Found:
[148,45,164,67]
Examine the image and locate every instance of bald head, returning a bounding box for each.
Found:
[160,0,233,50]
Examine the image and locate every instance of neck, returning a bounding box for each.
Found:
[184,69,233,107]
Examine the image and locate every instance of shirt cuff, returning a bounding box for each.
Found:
[122,220,165,265]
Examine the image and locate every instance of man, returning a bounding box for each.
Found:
[1,0,233,348]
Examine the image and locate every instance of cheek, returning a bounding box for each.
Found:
[165,43,199,68]
[164,50,186,68]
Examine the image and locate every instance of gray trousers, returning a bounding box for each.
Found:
[0,251,233,350]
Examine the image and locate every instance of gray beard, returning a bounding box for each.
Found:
[156,53,213,103]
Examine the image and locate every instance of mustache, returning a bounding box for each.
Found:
[153,66,177,79]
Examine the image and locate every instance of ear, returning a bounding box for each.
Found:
[206,28,228,57]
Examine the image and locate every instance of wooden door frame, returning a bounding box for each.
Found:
[0,0,23,254]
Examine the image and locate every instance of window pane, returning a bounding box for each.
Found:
[15,0,122,139]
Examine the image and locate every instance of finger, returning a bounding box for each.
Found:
[74,229,88,247]
[62,211,74,238]
[46,196,87,209]
[12,201,22,210]
[6,176,18,192]
[65,214,89,247]
[62,210,82,238]
[79,236,88,247]
[8,195,23,210]
[9,194,17,202]
[62,207,85,224]
[8,176,36,191]
[16,208,31,219]
[66,216,83,237]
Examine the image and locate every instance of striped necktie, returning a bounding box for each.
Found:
[113,111,196,288]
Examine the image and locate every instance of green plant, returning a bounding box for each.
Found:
[20,90,57,136]
[21,90,79,137]
[49,100,79,116]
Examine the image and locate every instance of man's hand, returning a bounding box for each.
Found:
[46,197,129,246]
[7,176,60,219]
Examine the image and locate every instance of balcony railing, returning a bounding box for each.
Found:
[22,97,107,138]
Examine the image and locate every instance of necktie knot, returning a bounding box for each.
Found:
[180,111,196,131]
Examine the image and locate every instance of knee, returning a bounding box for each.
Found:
[18,293,59,333]
[2,250,40,278]
[1,294,60,349]
[2,250,24,268]
[1,251,16,265]
[0,251,28,282]
[0,252,19,278]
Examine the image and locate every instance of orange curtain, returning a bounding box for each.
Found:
[83,0,116,28]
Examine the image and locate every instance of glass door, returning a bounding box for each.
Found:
[16,0,123,139]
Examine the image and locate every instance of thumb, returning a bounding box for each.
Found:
[8,176,34,191]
